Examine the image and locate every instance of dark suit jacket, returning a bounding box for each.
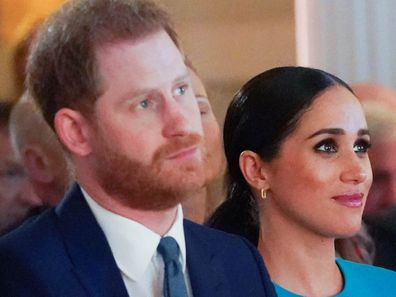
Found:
[0,184,276,297]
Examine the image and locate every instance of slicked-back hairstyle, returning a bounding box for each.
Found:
[27,0,179,129]
[208,66,354,244]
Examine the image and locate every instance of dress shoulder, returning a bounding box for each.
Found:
[336,258,396,296]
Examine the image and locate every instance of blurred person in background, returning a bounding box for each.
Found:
[352,83,396,216]
[353,83,396,113]
[9,92,72,207]
[362,101,396,216]
[182,61,225,223]
[0,100,40,235]
[13,21,42,97]
[360,101,396,271]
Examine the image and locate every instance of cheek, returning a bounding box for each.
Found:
[203,120,220,149]
[272,156,335,198]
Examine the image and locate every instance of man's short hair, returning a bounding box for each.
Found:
[27,0,179,129]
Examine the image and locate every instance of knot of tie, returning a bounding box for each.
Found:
[157,236,180,264]
[157,236,188,297]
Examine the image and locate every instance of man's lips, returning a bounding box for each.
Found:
[167,146,199,160]
[332,193,364,208]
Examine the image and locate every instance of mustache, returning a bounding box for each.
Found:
[153,133,202,162]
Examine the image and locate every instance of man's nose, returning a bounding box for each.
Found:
[162,96,201,138]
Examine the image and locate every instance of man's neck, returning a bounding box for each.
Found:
[80,182,179,236]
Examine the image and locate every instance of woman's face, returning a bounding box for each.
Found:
[264,86,372,238]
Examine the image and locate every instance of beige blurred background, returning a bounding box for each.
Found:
[0,0,296,124]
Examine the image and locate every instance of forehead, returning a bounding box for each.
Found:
[295,86,367,134]
[95,30,186,91]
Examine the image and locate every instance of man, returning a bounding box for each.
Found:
[0,1,275,296]
[9,92,72,207]
[0,100,41,235]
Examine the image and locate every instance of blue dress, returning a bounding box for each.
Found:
[274,258,396,296]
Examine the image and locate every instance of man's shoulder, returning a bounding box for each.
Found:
[183,220,276,297]
[184,219,254,247]
[184,219,262,264]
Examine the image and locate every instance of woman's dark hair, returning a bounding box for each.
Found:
[207,66,353,245]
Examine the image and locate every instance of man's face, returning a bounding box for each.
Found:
[86,30,205,210]
[0,127,41,234]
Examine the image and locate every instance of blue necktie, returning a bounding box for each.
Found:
[157,236,189,297]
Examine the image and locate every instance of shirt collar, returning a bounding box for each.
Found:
[81,187,187,281]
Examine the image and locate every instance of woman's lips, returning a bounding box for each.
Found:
[332,193,364,208]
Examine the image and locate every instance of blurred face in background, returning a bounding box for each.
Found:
[365,139,396,216]
[0,127,41,234]
[188,68,225,184]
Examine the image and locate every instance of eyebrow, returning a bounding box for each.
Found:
[124,72,190,99]
[174,72,190,84]
[307,128,370,139]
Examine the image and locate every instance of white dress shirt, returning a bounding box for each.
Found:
[82,188,193,297]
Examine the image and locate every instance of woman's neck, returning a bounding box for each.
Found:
[258,213,343,297]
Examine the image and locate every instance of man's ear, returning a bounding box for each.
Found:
[54,108,93,157]
[239,150,270,192]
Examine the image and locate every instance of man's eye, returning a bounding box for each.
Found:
[314,139,337,153]
[138,99,149,109]
[174,85,188,96]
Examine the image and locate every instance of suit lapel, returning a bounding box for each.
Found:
[184,220,231,297]
[55,184,129,297]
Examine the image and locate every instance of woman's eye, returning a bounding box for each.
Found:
[174,85,188,96]
[314,139,337,153]
[354,139,371,153]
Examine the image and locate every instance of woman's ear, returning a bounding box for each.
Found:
[54,108,93,157]
[239,150,270,192]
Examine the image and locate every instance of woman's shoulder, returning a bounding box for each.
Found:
[336,258,396,296]
[337,257,396,277]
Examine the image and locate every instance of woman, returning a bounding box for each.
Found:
[208,66,396,296]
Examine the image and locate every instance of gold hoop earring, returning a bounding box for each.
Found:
[260,188,267,200]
